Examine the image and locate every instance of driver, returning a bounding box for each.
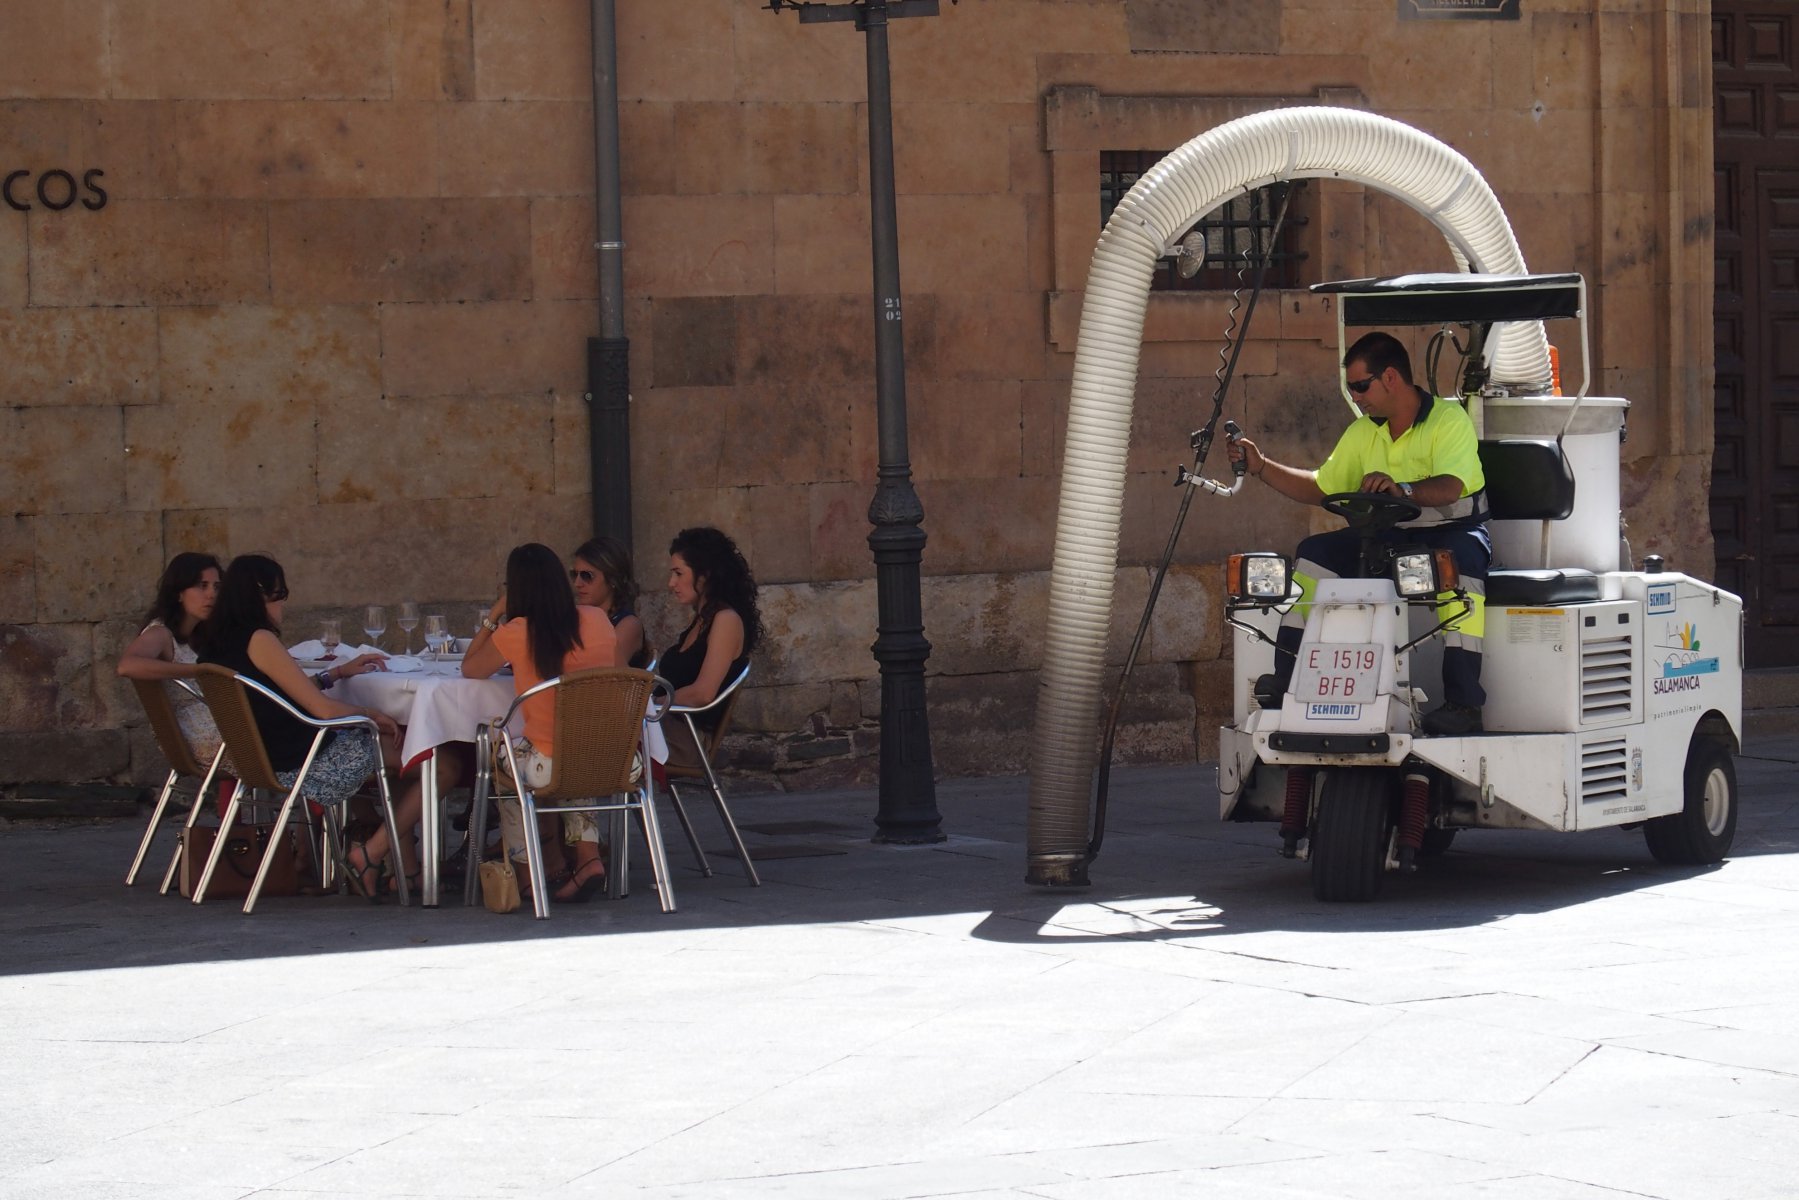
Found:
[1226,331,1489,736]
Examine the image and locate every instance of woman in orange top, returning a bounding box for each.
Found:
[463,542,619,903]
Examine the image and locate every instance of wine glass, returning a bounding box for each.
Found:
[423,614,448,661]
[320,619,341,662]
[398,602,420,654]
[363,605,387,651]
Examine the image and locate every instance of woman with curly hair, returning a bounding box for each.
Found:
[569,534,647,668]
[661,526,761,723]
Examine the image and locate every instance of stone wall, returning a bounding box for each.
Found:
[0,0,1712,790]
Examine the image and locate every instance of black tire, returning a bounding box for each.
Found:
[1644,736,1737,865]
[1311,768,1396,902]
[1419,828,1458,857]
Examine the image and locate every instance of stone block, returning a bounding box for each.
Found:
[379,299,593,398]
[0,407,126,517]
[1597,10,1655,112]
[163,509,231,562]
[1107,662,1200,766]
[30,512,157,624]
[623,195,776,297]
[30,200,269,307]
[890,3,1128,105]
[617,0,736,102]
[1622,451,1710,575]
[0,730,129,785]
[926,670,1037,777]
[716,381,855,488]
[91,617,152,732]
[771,195,870,296]
[1146,563,1223,664]
[733,681,832,735]
[1184,657,1236,746]
[915,290,1046,383]
[756,579,878,687]
[675,102,861,197]
[651,297,739,388]
[737,293,873,386]
[393,0,475,102]
[913,475,1057,575]
[633,487,749,576]
[158,305,381,406]
[473,0,589,101]
[1009,120,1052,197]
[0,2,110,99]
[1020,378,1066,479]
[909,379,1023,483]
[0,308,158,407]
[0,621,101,732]
[224,492,590,607]
[1050,152,1101,296]
[630,387,730,492]
[124,395,317,511]
[738,484,813,586]
[552,391,591,496]
[127,723,175,787]
[0,518,34,624]
[0,99,180,202]
[0,218,22,308]
[530,196,598,302]
[828,681,860,728]
[922,571,1048,675]
[176,101,439,200]
[732,8,865,104]
[315,393,554,504]
[620,102,678,195]
[1126,0,1278,54]
[109,0,393,101]
[897,194,1030,294]
[1528,12,1597,112]
[436,102,596,197]
[808,482,875,584]
[270,198,532,304]
[892,103,1013,196]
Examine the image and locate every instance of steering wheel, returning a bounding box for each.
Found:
[1321,490,1421,529]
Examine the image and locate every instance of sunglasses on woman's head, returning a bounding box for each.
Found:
[570,568,597,584]
[1346,375,1377,394]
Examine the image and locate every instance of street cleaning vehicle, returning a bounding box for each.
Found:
[1214,272,1743,900]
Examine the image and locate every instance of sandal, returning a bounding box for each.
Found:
[344,841,383,901]
[554,858,606,905]
[384,871,423,899]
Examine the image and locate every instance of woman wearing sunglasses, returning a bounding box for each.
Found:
[569,535,648,668]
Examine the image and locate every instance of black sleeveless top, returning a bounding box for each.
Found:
[610,606,650,669]
[200,628,331,772]
[661,613,748,725]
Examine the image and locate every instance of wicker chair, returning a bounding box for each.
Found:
[461,666,675,918]
[192,665,407,914]
[661,660,760,886]
[125,677,228,892]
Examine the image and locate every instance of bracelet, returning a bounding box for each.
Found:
[315,669,334,690]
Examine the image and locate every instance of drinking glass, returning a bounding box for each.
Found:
[398,601,420,654]
[423,614,448,660]
[320,619,341,661]
[363,605,387,650]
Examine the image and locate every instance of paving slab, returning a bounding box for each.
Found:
[4,737,1799,1199]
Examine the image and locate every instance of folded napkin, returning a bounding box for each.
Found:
[385,655,424,673]
[288,641,386,662]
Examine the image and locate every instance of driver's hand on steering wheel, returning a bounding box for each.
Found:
[1359,471,1401,496]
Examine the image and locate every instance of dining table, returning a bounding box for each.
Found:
[312,653,667,906]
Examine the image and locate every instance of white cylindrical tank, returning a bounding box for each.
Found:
[1484,395,1629,573]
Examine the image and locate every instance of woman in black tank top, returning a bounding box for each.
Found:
[663,527,760,718]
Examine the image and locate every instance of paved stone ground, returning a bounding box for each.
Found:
[3,739,1798,1200]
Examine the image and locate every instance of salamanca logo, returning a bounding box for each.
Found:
[1656,621,1718,693]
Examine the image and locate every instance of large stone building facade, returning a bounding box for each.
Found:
[0,0,1713,791]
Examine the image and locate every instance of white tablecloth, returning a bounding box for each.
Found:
[333,659,667,768]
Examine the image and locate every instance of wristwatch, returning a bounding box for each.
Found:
[1398,481,1415,498]
[315,668,334,690]
[480,616,501,633]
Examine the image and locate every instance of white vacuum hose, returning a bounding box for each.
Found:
[1026,107,1546,884]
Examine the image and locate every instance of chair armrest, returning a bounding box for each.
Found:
[231,672,386,740]
[667,661,751,716]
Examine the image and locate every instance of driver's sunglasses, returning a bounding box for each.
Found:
[569,568,597,584]
[1346,375,1378,395]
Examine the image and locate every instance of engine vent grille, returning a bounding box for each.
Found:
[1581,635,1635,723]
[1580,736,1630,804]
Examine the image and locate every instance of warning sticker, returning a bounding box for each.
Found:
[1504,608,1563,643]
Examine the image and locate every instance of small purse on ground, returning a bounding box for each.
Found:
[178,823,303,900]
[479,859,520,913]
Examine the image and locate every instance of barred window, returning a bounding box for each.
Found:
[1099,151,1309,292]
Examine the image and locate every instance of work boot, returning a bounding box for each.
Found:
[1254,673,1286,710]
[1421,702,1483,736]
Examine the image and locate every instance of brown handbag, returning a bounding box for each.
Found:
[178,823,304,900]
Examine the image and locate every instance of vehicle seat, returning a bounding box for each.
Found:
[1486,568,1602,605]
[1479,439,1576,521]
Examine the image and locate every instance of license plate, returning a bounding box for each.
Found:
[1290,642,1381,705]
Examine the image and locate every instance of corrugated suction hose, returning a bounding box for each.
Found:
[1026,107,1546,886]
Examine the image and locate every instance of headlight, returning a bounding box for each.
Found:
[1227,552,1291,603]
[1393,549,1461,597]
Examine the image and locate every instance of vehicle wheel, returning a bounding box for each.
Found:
[1643,736,1737,865]
[1419,828,1458,857]
[1311,768,1395,902]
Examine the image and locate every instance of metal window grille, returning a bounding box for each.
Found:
[1099,151,1309,291]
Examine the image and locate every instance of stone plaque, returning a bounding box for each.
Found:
[1399,0,1520,19]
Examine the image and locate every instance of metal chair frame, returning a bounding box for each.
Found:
[663,660,760,886]
[125,677,227,893]
[460,667,677,918]
[192,665,407,914]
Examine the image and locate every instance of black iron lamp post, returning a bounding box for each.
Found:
[764,0,946,843]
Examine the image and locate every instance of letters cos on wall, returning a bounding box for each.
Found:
[3,168,108,212]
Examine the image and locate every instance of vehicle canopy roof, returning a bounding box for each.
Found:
[1312,272,1584,327]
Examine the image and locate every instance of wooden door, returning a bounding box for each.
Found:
[1713,3,1799,662]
